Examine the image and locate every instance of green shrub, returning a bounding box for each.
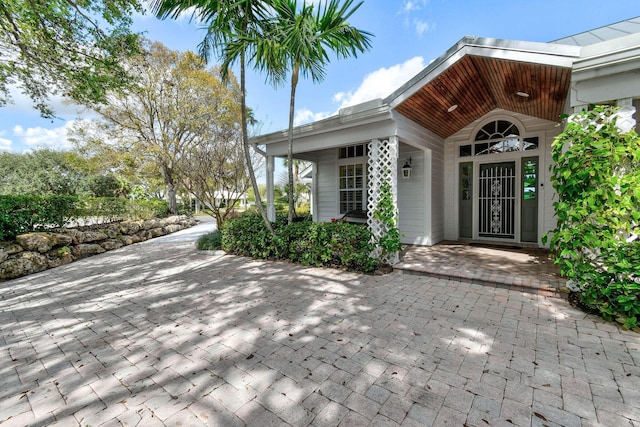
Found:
[0,195,173,240]
[0,194,79,240]
[79,197,128,222]
[221,213,378,273]
[546,105,640,329]
[127,199,170,219]
[197,230,223,250]
[221,213,286,259]
[578,242,640,328]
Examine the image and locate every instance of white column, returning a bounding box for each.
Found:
[573,104,588,114]
[367,136,400,265]
[266,156,276,222]
[616,98,637,133]
[311,162,318,220]
[617,98,633,108]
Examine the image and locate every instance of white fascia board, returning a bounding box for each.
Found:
[256,103,395,157]
[385,36,581,109]
[571,33,640,82]
[265,116,397,157]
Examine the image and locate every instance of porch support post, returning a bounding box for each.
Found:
[367,136,400,265]
[266,155,276,222]
[616,98,637,131]
[311,162,318,219]
[573,104,588,114]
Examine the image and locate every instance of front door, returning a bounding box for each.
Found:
[478,162,516,239]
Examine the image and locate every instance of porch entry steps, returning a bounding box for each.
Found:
[393,242,567,298]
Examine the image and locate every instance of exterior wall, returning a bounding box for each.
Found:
[395,114,445,246]
[397,145,426,244]
[314,149,340,223]
[443,109,559,247]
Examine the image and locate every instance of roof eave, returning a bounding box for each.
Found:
[385,36,582,109]
[252,101,392,146]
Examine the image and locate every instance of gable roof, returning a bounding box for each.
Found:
[256,17,640,148]
[551,16,640,46]
[385,38,580,138]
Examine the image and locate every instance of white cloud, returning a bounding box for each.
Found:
[292,56,426,126]
[399,1,433,37]
[135,5,206,24]
[12,119,94,151]
[294,108,332,126]
[414,19,430,37]
[334,56,426,110]
[5,84,90,118]
[0,136,11,151]
[401,0,428,13]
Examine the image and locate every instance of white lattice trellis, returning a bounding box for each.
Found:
[367,137,400,265]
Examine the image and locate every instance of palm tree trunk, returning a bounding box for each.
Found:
[240,50,274,234]
[287,65,299,224]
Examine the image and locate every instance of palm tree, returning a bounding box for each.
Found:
[254,0,373,224]
[151,0,275,233]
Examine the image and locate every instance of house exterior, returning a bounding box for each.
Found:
[253,17,640,253]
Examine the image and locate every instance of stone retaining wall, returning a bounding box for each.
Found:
[0,216,198,280]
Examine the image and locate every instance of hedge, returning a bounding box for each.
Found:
[0,195,173,240]
[0,195,79,240]
[221,213,378,273]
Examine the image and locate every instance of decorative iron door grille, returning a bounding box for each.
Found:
[479,162,516,238]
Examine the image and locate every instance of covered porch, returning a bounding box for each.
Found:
[395,242,565,297]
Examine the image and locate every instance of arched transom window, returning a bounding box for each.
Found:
[459,120,538,157]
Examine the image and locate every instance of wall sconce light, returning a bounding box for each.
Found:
[401,157,412,180]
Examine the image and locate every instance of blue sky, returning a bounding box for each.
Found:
[1,0,639,153]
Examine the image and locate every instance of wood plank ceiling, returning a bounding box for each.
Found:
[395,55,572,139]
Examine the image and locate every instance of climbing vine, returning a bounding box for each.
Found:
[373,179,402,262]
[545,105,640,329]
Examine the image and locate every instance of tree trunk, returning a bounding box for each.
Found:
[240,50,274,234]
[287,66,299,225]
[166,182,178,215]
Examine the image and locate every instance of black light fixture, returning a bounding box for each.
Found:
[402,157,412,180]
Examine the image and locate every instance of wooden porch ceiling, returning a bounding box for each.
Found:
[394,55,572,139]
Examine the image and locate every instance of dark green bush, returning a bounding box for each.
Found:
[221,213,286,259]
[0,195,173,240]
[546,106,640,329]
[221,213,378,273]
[579,242,640,328]
[197,230,223,250]
[0,195,79,240]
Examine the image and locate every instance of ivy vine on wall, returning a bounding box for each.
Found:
[545,105,640,329]
[373,179,403,263]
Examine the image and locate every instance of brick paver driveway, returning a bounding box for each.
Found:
[1,222,639,426]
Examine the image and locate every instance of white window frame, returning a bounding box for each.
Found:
[337,145,367,215]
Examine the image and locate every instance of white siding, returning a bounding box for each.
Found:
[395,114,446,245]
[541,126,562,248]
[443,138,457,241]
[398,145,425,244]
[314,150,339,223]
[430,137,445,245]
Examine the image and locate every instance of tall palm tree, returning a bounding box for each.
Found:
[254,0,373,224]
[151,0,275,233]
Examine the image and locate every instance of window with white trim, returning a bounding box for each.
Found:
[338,144,367,214]
[458,120,539,158]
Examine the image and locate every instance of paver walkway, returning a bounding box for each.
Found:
[1,222,639,426]
[395,243,565,297]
